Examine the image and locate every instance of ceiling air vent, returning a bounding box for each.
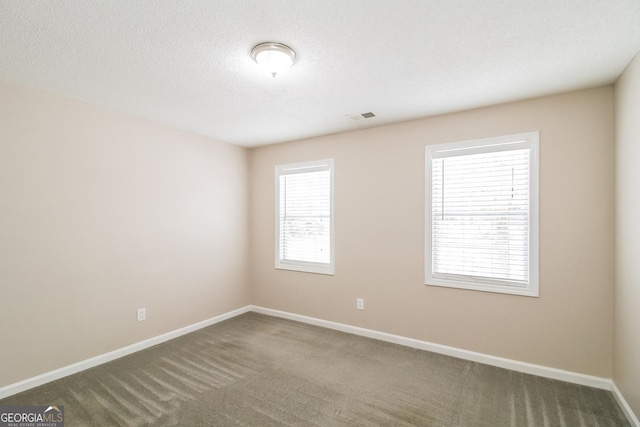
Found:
[345,112,376,122]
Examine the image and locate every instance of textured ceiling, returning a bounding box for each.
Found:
[1,1,639,147]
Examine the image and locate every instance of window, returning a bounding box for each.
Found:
[275,159,334,275]
[425,132,539,296]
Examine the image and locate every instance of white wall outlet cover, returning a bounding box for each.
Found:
[137,308,146,322]
[356,298,364,310]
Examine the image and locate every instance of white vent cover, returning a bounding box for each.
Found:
[345,112,376,122]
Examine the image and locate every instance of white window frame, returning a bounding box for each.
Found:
[425,132,539,297]
[275,159,335,275]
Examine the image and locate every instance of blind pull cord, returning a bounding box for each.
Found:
[441,159,445,221]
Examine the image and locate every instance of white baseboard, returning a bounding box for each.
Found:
[251,305,612,390]
[0,305,252,400]
[612,382,640,427]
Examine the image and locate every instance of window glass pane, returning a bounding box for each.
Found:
[431,149,529,284]
[275,159,334,275]
[279,170,331,264]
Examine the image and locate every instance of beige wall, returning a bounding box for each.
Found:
[249,87,615,378]
[0,82,250,388]
[0,80,619,393]
[614,52,640,417]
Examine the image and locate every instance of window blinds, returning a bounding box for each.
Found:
[278,165,332,268]
[430,146,531,287]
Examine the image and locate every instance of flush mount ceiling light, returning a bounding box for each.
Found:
[251,42,296,78]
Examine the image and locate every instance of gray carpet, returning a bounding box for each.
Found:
[0,312,630,426]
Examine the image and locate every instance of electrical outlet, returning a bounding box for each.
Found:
[356,298,364,310]
[137,308,146,322]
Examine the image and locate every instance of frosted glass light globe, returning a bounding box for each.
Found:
[251,42,296,78]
